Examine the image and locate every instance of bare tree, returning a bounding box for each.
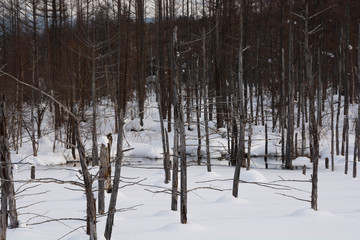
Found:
[233,3,245,198]
[0,96,19,240]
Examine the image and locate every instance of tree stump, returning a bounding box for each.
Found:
[325,157,329,169]
[31,166,35,179]
[105,133,112,193]
[302,165,306,175]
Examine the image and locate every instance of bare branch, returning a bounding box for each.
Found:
[276,193,311,203]
[0,68,77,121]
[309,4,338,20]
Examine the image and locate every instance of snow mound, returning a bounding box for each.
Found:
[124,118,160,132]
[124,143,162,159]
[288,208,337,219]
[125,118,143,132]
[159,223,205,232]
[292,157,312,167]
[240,170,267,182]
[214,195,248,204]
[197,171,221,178]
[25,153,66,166]
[152,210,178,217]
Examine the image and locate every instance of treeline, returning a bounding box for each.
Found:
[0,0,359,183]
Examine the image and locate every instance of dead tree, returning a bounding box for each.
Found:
[98,144,107,214]
[331,83,335,171]
[202,28,211,172]
[356,20,360,178]
[0,96,19,240]
[233,3,245,198]
[0,71,97,239]
[171,26,179,211]
[155,0,171,184]
[105,133,112,193]
[104,108,125,240]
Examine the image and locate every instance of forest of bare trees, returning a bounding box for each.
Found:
[0,0,360,239]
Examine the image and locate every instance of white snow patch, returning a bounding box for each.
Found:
[240,170,267,182]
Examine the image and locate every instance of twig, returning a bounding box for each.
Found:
[276,193,311,203]
[57,225,86,240]
[17,201,46,211]
[27,217,86,226]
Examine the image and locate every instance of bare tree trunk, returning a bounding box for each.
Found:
[179,79,187,224]
[336,34,342,156]
[91,40,98,166]
[331,84,335,171]
[172,114,179,211]
[357,20,360,173]
[285,25,294,169]
[171,27,179,211]
[264,123,268,169]
[0,177,7,240]
[105,134,112,193]
[281,48,286,165]
[98,144,107,214]
[196,74,202,165]
[247,119,251,170]
[342,0,350,161]
[303,0,318,211]
[353,122,357,178]
[0,97,19,236]
[104,108,124,240]
[202,28,211,172]
[233,4,244,198]
[155,6,170,182]
[74,115,97,240]
[344,115,349,174]
[301,73,306,157]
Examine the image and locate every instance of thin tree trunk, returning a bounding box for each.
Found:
[196,75,202,165]
[233,4,244,198]
[265,123,268,169]
[301,73,306,157]
[344,115,349,174]
[353,122,357,178]
[247,119,251,170]
[105,134,113,193]
[91,40,98,166]
[285,25,294,169]
[336,53,341,156]
[281,48,285,165]
[358,20,360,170]
[74,116,97,240]
[202,28,211,172]
[0,97,19,233]
[179,79,187,224]
[171,27,179,211]
[104,108,124,240]
[98,144,107,214]
[155,13,171,182]
[331,83,335,171]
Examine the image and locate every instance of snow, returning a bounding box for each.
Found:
[5,93,360,239]
[7,159,360,240]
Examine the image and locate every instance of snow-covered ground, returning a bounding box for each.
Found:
[6,92,360,239]
[7,156,360,240]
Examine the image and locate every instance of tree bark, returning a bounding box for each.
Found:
[98,144,107,214]
[202,28,211,172]
[104,109,124,240]
[0,97,19,235]
[233,3,245,198]
[74,114,97,240]
[179,78,187,224]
